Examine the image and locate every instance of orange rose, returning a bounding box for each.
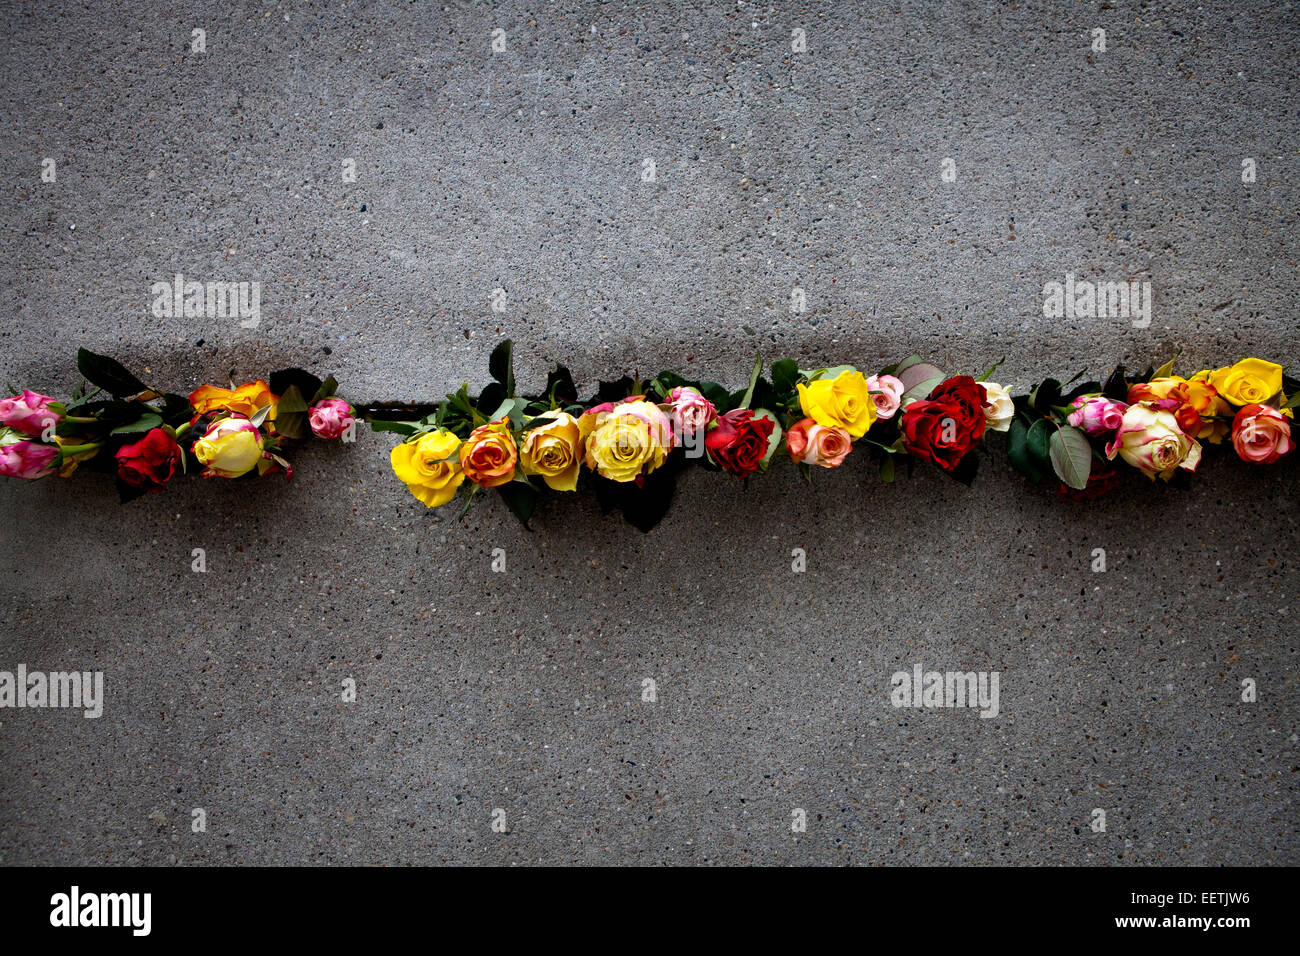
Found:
[189,380,278,418]
[1126,378,1185,404]
[458,418,517,487]
[1128,377,1231,441]
[1181,378,1232,418]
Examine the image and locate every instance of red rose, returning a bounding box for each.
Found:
[115,427,182,492]
[901,376,987,471]
[705,408,775,477]
[929,376,988,433]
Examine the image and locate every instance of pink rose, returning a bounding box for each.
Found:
[866,374,904,421]
[308,397,355,440]
[664,386,717,441]
[786,417,852,468]
[1068,395,1127,436]
[1231,404,1294,464]
[1105,403,1201,480]
[0,436,58,479]
[0,390,61,437]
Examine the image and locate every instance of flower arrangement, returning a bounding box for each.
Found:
[3,344,1293,528]
[375,341,1295,529]
[0,349,354,500]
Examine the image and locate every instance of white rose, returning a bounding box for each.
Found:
[980,382,1015,432]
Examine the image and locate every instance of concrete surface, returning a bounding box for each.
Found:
[0,0,1297,865]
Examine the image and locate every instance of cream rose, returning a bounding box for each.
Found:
[979,381,1015,432]
[1105,402,1202,480]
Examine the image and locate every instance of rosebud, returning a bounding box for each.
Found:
[0,428,58,479]
[1067,395,1127,436]
[0,390,62,437]
[308,397,355,440]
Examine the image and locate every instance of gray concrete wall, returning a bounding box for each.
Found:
[0,0,1296,864]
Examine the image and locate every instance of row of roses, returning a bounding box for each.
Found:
[4,347,1293,526]
[0,350,355,497]
[391,370,991,504]
[379,343,1295,524]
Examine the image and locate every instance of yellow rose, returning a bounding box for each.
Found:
[194,417,264,478]
[390,428,465,507]
[1199,358,1283,406]
[578,398,672,482]
[519,410,582,491]
[796,369,876,438]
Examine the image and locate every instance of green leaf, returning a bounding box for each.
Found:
[1063,379,1103,402]
[489,339,515,397]
[367,419,419,436]
[497,481,536,529]
[519,412,558,433]
[156,393,193,426]
[1030,378,1061,413]
[697,381,730,412]
[591,375,634,406]
[739,353,763,410]
[447,383,486,426]
[900,375,944,404]
[1281,391,1300,411]
[647,371,683,400]
[249,403,275,428]
[975,357,1006,383]
[1026,418,1052,462]
[879,455,895,483]
[770,358,799,395]
[267,385,308,437]
[591,454,684,532]
[752,408,783,471]
[275,412,310,440]
[1007,417,1045,482]
[109,412,162,436]
[275,385,310,417]
[76,348,147,398]
[1152,356,1177,380]
[1049,424,1092,490]
[312,376,339,402]
[477,382,506,420]
[893,354,923,376]
[269,368,322,403]
[1102,365,1128,401]
[544,365,579,405]
[898,362,945,403]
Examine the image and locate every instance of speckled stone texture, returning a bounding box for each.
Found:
[0,0,1296,865]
